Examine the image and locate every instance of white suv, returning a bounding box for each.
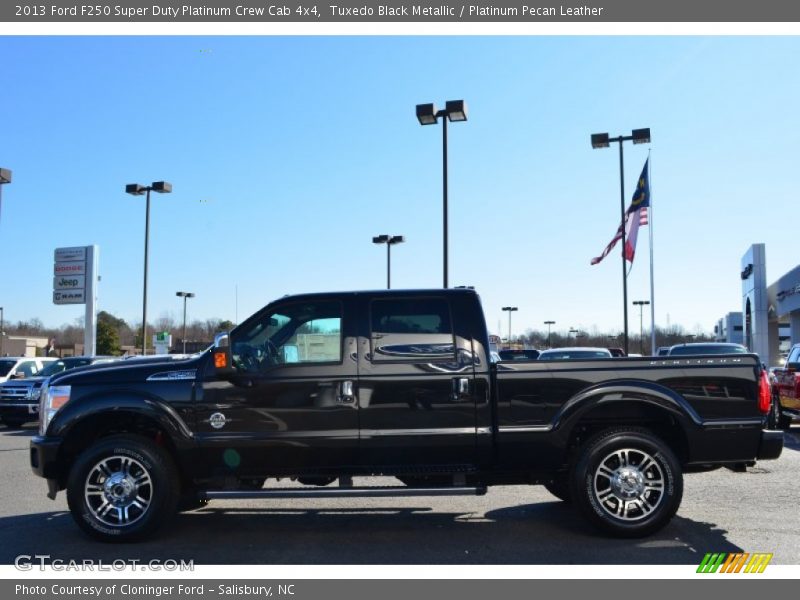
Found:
[0,357,57,383]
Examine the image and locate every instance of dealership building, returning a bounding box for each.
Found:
[724,243,800,366]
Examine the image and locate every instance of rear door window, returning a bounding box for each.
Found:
[369,298,455,362]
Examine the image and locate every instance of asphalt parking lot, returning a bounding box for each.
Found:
[0,425,798,565]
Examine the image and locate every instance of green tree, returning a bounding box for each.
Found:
[96,312,122,355]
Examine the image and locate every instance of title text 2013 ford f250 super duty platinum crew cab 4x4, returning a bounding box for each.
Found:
[29,288,783,542]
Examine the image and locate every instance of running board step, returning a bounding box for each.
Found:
[202,486,487,500]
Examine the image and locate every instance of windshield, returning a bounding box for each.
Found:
[0,360,15,376]
[539,350,611,360]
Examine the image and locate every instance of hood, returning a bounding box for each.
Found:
[0,376,46,388]
[49,352,206,386]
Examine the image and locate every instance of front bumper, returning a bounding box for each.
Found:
[0,403,39,421]
[758,429,784,460]
[30,435,62,480]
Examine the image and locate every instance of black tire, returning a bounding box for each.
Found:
[544,478,572,502]
[778,412,792,431]
[1,417,28,428]
[570,427,683,538]
[768,394,788,430]
[66,434,179,542]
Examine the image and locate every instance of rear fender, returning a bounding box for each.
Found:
[552,379,700,443]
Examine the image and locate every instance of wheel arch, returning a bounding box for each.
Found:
[553,380,697,465]
[50,395,193,488]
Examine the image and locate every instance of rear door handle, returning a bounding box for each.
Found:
[337,380,357,405]
[451,377,471,402]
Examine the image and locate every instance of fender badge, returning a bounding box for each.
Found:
[209,412,227,429]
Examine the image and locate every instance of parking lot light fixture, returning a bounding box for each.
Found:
[416,99,468,288]
[373,235,405,289]
[544,320,556,348]
[176,292,195,354]
[502,306,518,345]
[127,181,173,356]
[590,127,651,355]
[0,167,11,225]
[633,300,651,355]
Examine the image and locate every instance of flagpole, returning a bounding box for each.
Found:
[648,150,656,355]
[618,141,629,356]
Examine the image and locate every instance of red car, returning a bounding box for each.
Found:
[772,343,800,429]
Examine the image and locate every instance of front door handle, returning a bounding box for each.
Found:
[337,380,357,405]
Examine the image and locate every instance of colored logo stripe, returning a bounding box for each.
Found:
[697,552,772,573]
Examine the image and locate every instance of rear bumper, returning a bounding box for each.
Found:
[758,429,784,460]
[30,436,62,479]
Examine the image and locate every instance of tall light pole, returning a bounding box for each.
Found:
[372,235,405,289]
[544,320,556,348]
[502,306,518,345]
[126,181,172,356]
[176,291,195,354]
[633,300,651,355]
[416,100,468,289]
[0,170,12,357]
[591,128,651,355]
[569,328,579,341]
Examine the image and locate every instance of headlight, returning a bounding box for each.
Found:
[39,384,70,435]
[28,387,42,402]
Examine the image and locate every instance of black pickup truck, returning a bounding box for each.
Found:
[30,288,782,542]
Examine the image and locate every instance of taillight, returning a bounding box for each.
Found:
[758,369,771,414]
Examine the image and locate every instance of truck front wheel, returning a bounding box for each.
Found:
[570,428,683,538]
[66,434,179,542]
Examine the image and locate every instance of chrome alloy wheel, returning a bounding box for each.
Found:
[593,448,665,521]
[84,455,153,527]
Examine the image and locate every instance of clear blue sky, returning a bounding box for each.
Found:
[1,36,798,338]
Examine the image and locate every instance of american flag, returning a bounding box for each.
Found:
[591,159,650,266]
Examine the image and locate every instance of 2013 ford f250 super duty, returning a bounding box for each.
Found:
[29,288,783,542]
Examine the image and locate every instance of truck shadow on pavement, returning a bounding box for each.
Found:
[0,502,740,566]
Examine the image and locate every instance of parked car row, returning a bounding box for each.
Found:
[0,356,118,428]
[493,342,749,362]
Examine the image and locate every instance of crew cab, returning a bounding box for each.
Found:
[29,289,782,542]
[771,343,800,429]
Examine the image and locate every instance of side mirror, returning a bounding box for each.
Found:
[11,372,25,379]
[212,332,234,375]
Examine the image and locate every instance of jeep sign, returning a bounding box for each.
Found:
[53,275,86,290]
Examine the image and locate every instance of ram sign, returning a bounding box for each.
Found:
[53,290,86,305]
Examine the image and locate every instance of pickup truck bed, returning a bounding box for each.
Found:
[29,288,782,542]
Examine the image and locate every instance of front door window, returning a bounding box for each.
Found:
[232,301,342,372]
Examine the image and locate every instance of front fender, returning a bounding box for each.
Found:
[48,391,195,447]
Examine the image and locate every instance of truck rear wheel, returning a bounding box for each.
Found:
[570,427,682,538]
[66,434,179,542]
